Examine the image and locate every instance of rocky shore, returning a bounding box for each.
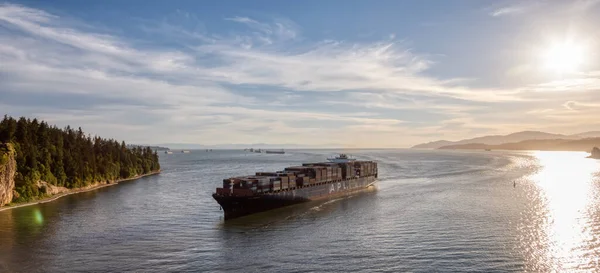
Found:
[0,143,16,206]
[0,170,160,211]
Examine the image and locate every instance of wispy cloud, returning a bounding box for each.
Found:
[563,100,600,111]
[190,36,520,102]
[225,16,298,45]
[1,3,599,147]
[490,6,525,17]
[1,3,421,146]
[489,0,600,17]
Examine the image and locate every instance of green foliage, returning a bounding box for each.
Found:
[0,145,9,165]
[0,115,161,201]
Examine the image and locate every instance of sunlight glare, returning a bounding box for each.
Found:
[542,41,586,74]
[530,151,599,270]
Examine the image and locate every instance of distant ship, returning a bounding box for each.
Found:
[164,151,173,154]
[265,149,285,154]
[326,153,355,163]
[212,154,377,220]
[181,150,191,153]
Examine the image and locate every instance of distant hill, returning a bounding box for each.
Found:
[411,140,454,149]
[128,145,170,151]
[154,143,332,150]
[411,131,600,149]
[438,137,600,152]
[571,131,600,138]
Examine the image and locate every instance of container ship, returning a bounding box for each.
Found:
[265,149,285,154]
[212,154,377,220]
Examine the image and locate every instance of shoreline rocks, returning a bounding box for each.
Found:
[0,143,16,206]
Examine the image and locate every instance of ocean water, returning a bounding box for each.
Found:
[1,149,600,272]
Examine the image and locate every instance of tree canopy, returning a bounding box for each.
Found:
[0,115,160,202]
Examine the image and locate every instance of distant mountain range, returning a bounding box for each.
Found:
[438,138,600,152]
[412,131,600,149]
[127,144,170,151]
[152,143,334,150]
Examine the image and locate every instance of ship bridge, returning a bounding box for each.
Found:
[326,154,356,163]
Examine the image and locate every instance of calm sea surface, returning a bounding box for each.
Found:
[1,149,600,272]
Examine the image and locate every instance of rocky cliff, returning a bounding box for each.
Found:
[0,143,16,206]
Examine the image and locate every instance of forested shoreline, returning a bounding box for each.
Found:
[0,115,160,203]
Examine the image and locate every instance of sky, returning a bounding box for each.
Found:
[1,0,599,148]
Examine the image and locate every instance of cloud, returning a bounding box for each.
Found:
[489,0,600,17]
[530,77,600,92]
[190,38,521,102]
[487,1,543,17]
[563,100,600,111]
[570,0,600,12]
[2,3,599,147]
[224,16,298,45]
[490,6,525,17]
[0,3,420,146]
[138,16,522,103]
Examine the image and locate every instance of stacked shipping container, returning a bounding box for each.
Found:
[220,160,377,196]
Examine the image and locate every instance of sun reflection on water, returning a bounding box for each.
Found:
[529,151,600,271]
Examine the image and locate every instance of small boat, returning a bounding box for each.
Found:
[265,149,285,154]
[182,150,191,153]
[164,151,173,154]
[326,153,356,163]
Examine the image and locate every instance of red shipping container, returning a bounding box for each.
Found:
[233,188,254,196]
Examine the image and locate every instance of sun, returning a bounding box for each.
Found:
[542,41,586,74]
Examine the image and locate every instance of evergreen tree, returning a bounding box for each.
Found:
[0,116,161,202]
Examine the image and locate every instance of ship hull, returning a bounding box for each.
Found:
[213,176,376,220]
